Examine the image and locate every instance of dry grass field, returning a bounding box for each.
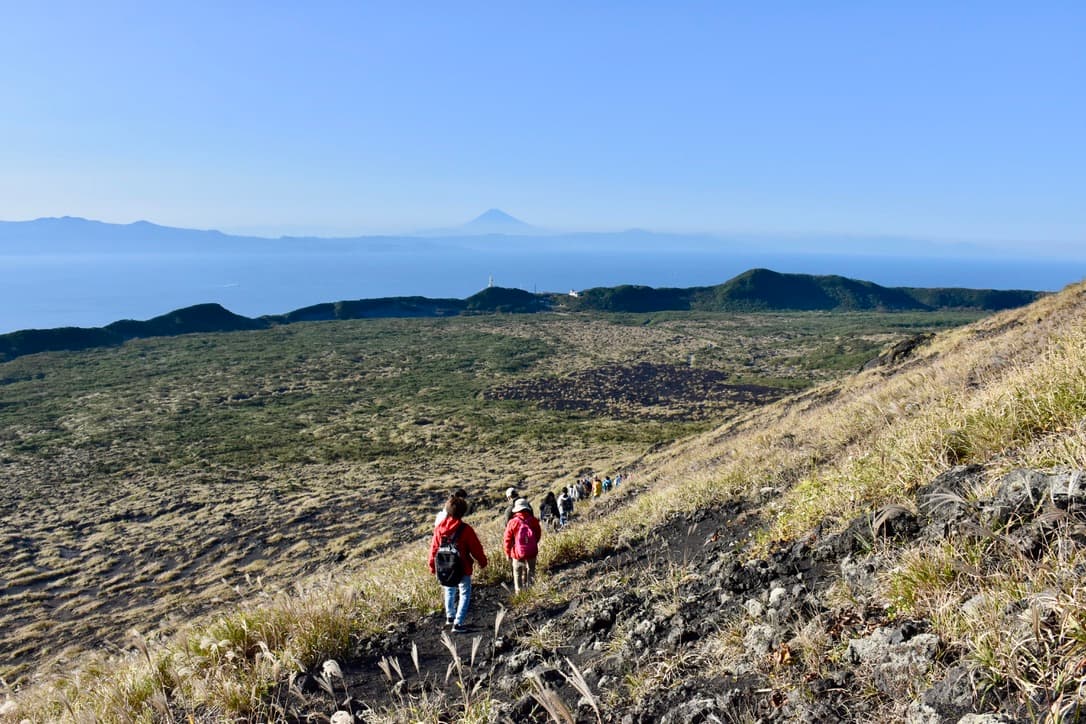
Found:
[0,310,979,693]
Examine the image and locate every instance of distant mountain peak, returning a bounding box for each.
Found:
[459,209,535,233]
[412,208,541,237]
[468,209,524,225]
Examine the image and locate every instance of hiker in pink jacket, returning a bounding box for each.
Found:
[503,498,542,593]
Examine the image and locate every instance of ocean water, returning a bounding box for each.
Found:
[0,248,1082,334]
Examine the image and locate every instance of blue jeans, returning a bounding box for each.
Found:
[443,575,472,625]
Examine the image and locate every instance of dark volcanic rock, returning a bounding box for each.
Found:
[917,465,984,539]
[484,362,785,421]
[907,664,975,723]
[862,332,935,370]
[815,503,919,561]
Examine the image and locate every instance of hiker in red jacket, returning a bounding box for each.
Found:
[429,496,487,633]
[503,498,542,594]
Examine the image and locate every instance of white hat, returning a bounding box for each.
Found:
[512,498,532,513]
[505,487,517,499]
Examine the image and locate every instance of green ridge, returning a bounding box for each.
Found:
[0,269,1044,362]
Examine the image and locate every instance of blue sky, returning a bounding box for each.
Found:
[1,2,1083,248]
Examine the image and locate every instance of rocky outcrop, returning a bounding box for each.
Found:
[861,332,934,370]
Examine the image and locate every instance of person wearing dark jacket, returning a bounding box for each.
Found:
[503,486,519,522]
[503,498,542,593]
[539,491,560,532]
[429,496,487,633]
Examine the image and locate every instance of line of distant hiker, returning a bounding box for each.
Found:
[427,474,627,633]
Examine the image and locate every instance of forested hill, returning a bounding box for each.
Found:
[566,268,1044,313]
[0,269,1045,362]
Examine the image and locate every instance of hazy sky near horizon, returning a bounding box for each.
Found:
[1,2,1083,248]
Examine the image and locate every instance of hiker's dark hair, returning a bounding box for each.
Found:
[445,496,468,519]
[453,488,468,499]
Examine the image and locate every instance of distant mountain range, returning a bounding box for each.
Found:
[0,269,1044,363]
[0,210,543,250]
[0,212,1015,256]
[0,216,266,252]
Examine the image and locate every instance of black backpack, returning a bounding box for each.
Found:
[434,523,465,586]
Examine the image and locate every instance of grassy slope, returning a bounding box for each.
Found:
[615,281,1086,717]
[1,306,1039,719]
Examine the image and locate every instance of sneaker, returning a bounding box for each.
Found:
[445,617,454,627]
[451,623,468,634]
